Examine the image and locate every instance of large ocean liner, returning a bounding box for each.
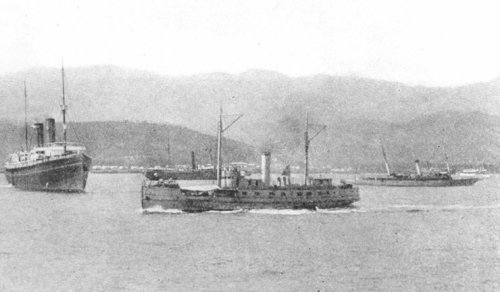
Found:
[355,146,479,187]
[141,109,360,212]
[4,67,92,192]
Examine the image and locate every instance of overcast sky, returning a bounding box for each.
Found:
[1,0,499,86]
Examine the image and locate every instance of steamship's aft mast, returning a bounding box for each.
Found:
[304,113,326,185]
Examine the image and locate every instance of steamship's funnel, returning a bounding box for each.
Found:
[33,123,44,147]
[261,152,271,186]
[46,118,56,144]
[191,151,196,170]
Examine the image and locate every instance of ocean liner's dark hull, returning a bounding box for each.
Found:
[5,154,92,192]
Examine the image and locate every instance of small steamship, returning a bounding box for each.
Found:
[4,67,92,192]
[355,146,479,187]
[141,109,360,212]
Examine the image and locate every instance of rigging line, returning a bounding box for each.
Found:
[29,131,34,150]
[222,114,243,132]
[21,124,33,151]
[65,111,82,144]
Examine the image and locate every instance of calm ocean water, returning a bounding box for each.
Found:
[0,173,498,291]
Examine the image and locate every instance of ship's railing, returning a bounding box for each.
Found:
[238,183,351,191]
[142,179,179,188]
[5,159,45,168]
[4,151,82,168]
[45,142,86,149]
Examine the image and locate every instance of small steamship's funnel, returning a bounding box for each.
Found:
[46,118,56,144]
[261,152,271,186]
[33,123,44,147]
[415,160,421,176]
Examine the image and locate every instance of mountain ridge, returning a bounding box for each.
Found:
[1,65,498,126]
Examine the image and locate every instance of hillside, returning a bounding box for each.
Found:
[1,111,498,171]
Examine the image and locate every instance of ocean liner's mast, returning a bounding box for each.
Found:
[61,64,67,153]
[23,80,28,151]
[442,145,451,173]
[304,114,326,185]
[216,105,242,187]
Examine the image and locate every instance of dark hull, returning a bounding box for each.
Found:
[145,169,216,181]
[355,177,480,187]
[5,154,92,192]
[142,185,360,212]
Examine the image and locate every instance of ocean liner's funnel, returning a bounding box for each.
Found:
[33,123,44,147]
[261,152,271,186]
[46,118,56,144]
[415,160,421,176]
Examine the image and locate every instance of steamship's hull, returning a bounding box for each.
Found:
[355,176,480,187]
[142,184,360,212]
[5,153,92,192]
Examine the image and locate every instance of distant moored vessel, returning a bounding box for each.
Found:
[144,151,217,181]
[355,146,479,187]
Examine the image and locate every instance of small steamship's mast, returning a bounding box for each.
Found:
[61,63,68,153]
[381,145,391,176]
[217,106,223,186]
[304,114,309,185]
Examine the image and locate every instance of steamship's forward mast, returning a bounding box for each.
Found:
[216,105,242,187]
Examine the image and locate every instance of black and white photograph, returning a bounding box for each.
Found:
[0,0,498,290]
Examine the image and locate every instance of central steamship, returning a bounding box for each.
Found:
[4,66,92,192]
[141,108,360,212]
